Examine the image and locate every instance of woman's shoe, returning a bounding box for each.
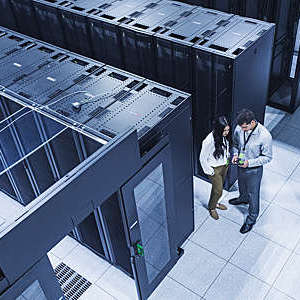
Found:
[216,203,227,210]
[209,209,219,220]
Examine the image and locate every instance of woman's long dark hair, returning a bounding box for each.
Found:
[212,116,232,159]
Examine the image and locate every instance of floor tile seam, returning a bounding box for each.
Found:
[202,260,229,298]
[262,286,273,300]
[225,261,272,288]
[92,263,112,285]
[251,228,295,251]
[188,239,228,262]
[264,286,298,300]
[91,279,118,300]
[271,200,300,219]
[57,243,79,261]
[264,166,293,178]
[189,214,210,239]
[228,257,289,287]
[265,250,296,298]
[261,173,290,204]
[273,142,300,155]
[264,200,300,220]
[48,252,61,261]
[164,275,205,299]
[220,207,270,228]
[287,160,300,179]
[220,213,293,250]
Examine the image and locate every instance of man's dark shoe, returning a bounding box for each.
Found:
[240,223,253,234]
[229,198,248,205]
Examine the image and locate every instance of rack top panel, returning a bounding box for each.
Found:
[193,15,275,58]
[155,7,233,45]
[0,30,35,59]
[6,54,104,105]
[119,0,196,35]
[0,43,69,88]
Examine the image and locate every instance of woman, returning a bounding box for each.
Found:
[200,116,232,220]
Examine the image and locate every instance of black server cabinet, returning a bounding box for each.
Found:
[0,41,193,300]
[154,7,234,92]
[119,0,196,79]
[32,0,72,48]
[56,0,110,58]
[87,0,161,68]
[0,0,17,30]
[192,17,274,185]
[176,0,300,111]
[9,0,41,38]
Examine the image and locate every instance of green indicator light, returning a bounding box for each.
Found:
[135,242,144,257]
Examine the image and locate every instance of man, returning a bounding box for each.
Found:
[229,109,272,234]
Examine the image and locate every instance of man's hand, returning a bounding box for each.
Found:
[232,155,238,164]
[239,160,249,168]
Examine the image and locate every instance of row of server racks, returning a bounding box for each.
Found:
[0,27,193,300]
[0,0,275,184]
[173,0,300,112]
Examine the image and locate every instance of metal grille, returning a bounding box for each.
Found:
[54,262,92,300]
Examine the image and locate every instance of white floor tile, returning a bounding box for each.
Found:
[274,253,300,299]
[149,277,202,300]
[273,178,300,216]
[63,243,110,283]
[219,193,269,226]
[168,241,226,297]
[260,168,287,202]
[193,177,214,207]
[50,235,79,260]
[193,200,209,231]
[254,204,300,250]
[264,288,294,300]
[0,191,25,221]
[96,266,138,300]
[190,217,245,260]
[79,285,115,300]
[265,141,300,177]
[230,232,291,285]
[204,263,270,300]
[47,253,61,269]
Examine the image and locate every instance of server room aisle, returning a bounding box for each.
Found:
[48,105,300,300]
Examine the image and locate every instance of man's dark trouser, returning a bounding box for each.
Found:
[238,166,263,225]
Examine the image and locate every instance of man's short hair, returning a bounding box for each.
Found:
[236,109,256,125]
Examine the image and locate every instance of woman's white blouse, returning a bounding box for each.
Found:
[199,132,229,176]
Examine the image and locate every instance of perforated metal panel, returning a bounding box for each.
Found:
[54,262,92,300]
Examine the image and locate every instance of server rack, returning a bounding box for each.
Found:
[32,0,76,48]
[87,0,162,68]
[0,28,193,300]
[154,7,234,91]
[119,0,196,79]
[174,0,300,111]
[191,17,274,184]
[0,0,17,31]
[9,0,40,38]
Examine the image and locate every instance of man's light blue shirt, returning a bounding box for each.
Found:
[233,122,272,168]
